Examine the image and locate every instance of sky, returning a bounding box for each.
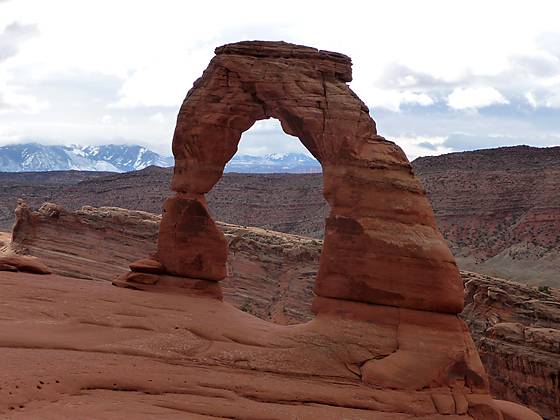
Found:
[0,1,559,160]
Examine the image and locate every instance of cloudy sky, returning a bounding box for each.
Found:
[1,0,559,160]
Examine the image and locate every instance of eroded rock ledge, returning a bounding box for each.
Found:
[4,205,555,418]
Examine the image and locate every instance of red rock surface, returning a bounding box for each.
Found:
[461,272,560,419]
[4,203,555,418]
[0,255,51,274]
[414,146,560,287]
[0,271,517,419]
[5,203,320,324]
[129,40,464,315]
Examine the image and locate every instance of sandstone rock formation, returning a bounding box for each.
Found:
[0,255,51,275]
[112,41,537,418]
[2,41,542,418]
[6,203,319,324]
[6,202,557,418]
[2,145,558,289]
[121,40,463,316]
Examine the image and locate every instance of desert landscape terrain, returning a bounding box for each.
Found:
[2,143,558,287]
[0,40,556,420]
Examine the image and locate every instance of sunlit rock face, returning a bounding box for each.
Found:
[132,40,463,314]
[114,41,541,419]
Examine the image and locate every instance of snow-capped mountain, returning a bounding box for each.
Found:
[0,143,173,172]
[0,144,321,173]
[225,152,321,173]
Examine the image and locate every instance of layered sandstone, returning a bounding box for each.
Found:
[118,40,532,418]
[5,203,319,324]
[414,146,560,287]
[122,40,464,315]
[4,203,557,417]
[462,272,560,419]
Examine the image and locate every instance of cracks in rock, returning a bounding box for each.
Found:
[320,71,329,159]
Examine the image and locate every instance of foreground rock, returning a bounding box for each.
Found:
[0,255,51,274]
[0,271,531,419]
[7,203,559,418]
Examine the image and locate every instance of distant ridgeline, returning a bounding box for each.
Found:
[0,143,321,173]
[0,143,173,172]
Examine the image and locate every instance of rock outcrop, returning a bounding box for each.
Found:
[6,202,320,324]
[462,272,560,419]
[414,146,560,287]
[112,41,535,418]
[0,255,51,275]
[121,40,463,316]
[6,202,557,418]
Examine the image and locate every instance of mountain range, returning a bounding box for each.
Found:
[0,143,321,173]
[0,143,173,172]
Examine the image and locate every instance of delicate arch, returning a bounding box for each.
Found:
[151,41,463,314]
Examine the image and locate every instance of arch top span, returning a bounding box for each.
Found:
[170,40,395,194]
[131,41,465,314]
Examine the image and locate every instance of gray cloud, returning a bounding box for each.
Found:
[0,22,38,62]
[377,62,451,90]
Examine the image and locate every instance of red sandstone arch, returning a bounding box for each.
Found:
[132,41,464,314]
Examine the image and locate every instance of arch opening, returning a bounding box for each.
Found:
[123,40,465,318]
[209,118,326,325]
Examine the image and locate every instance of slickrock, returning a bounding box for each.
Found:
[0,271,511,419]
[116,40,533,418]
[6,202,557,418]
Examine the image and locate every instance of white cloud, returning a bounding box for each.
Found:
[0,0,558,154]
[447,87,509,110]
[101,114,112,124]
[525,92,538,108]
[0,21,38,62]
[149,112,165,123]
[363,88,434,112]
[392,136,453,161]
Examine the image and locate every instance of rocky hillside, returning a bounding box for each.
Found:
[414,145,560,287]
[0,167,327,238]
[1,145,558,286]
[2,203,558,418]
